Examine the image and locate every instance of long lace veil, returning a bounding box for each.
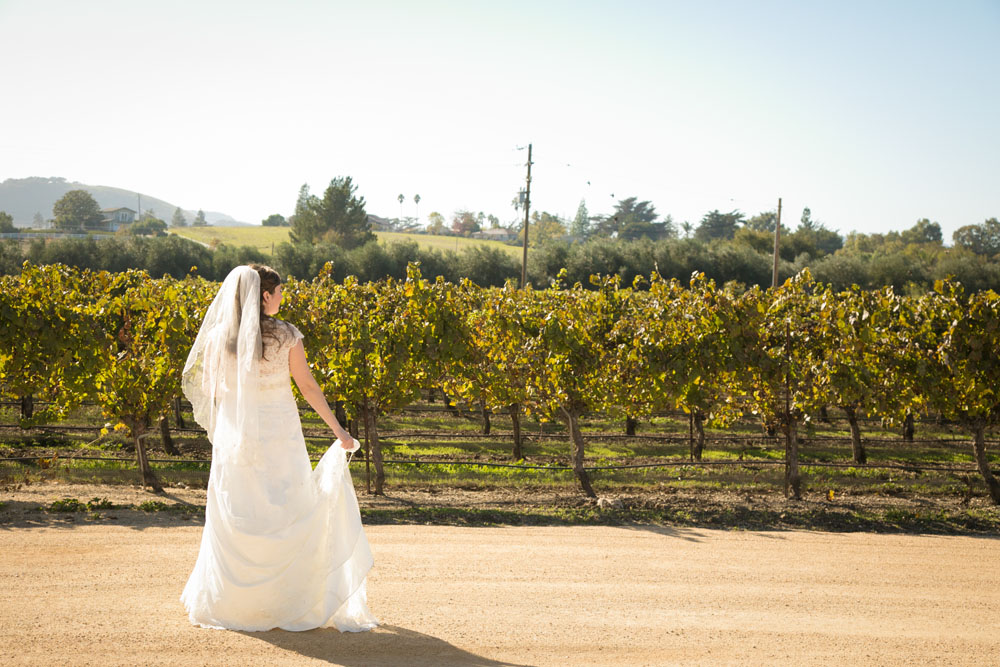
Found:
[182,266,262,466]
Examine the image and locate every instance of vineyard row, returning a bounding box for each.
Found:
[2,262,999,502]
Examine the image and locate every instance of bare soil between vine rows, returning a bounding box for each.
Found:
[1,483,998,666]
[2,480,1000,535]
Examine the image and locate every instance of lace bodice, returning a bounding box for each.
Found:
[258,319,303,391]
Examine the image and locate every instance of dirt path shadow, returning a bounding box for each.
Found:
[240,624,533,666]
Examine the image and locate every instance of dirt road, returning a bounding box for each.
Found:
[1,515,998,666]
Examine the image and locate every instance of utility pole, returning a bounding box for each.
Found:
[771,197,782,289]
[520,143,532,289]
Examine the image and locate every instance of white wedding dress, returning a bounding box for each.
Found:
[181,319,377,632]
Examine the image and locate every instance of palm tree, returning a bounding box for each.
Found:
[397,194,405,221]
[413,194,421,223]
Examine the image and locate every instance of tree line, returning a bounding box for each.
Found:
[3,263,998,503]
[5,174,999,292]
[5,225,1000,294]
[5,176,998,291]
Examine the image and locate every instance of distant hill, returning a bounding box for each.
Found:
[0,177,248,227]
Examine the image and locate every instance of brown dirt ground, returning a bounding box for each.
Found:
[1,483,999,666]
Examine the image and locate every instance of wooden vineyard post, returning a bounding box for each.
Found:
[784,321,801,499]
[364,418,371,495]
[689,412,694,462]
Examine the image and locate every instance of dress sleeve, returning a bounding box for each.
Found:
[286,322,305,347]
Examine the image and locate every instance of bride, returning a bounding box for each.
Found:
[179,264,378,632]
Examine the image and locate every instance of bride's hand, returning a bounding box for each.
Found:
[336,434,360,452]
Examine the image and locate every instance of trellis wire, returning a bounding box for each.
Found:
[0,399,980,426]
[1,455,991,475]
[1,423,990,447]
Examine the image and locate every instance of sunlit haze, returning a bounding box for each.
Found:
[1,0,997,240]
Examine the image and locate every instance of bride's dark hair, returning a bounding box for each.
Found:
[251,263,281,297]
[250,263,283,358]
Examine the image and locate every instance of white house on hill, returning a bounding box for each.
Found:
[101,207,135,231]
[473,227,516,242]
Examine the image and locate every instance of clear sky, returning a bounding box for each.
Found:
[1,0,997,240]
